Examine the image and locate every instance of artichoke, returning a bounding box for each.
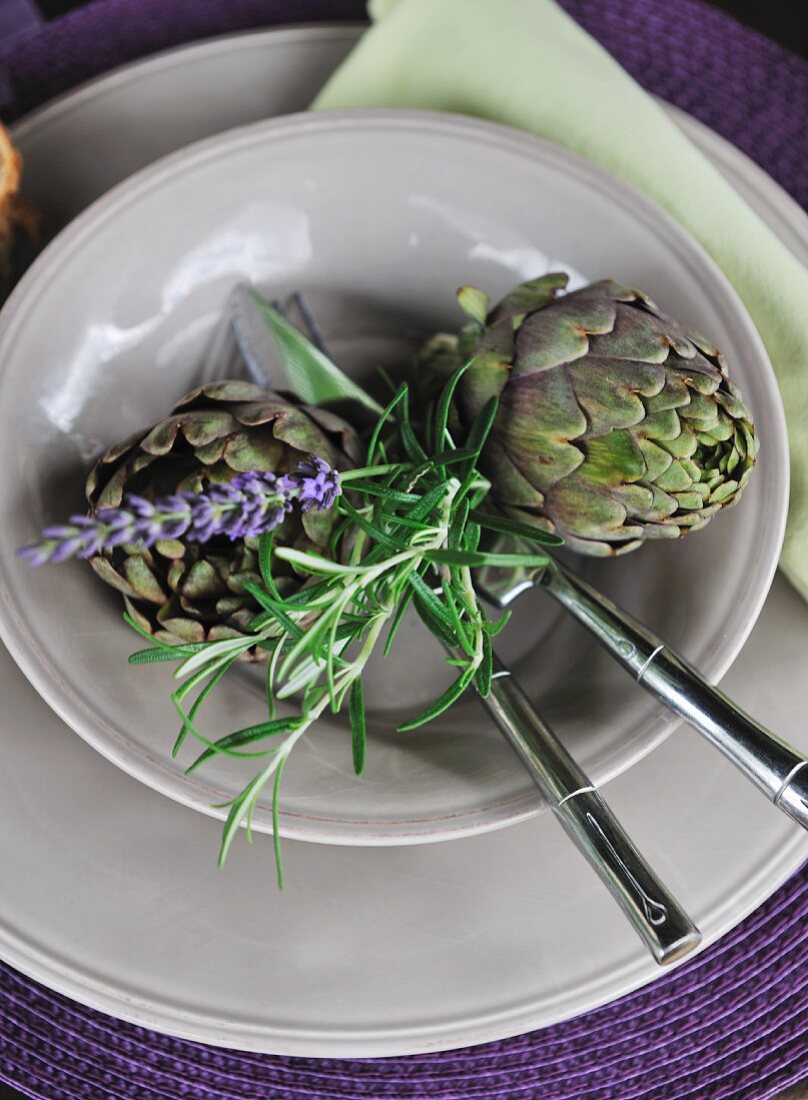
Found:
[86,381,359,645]
[420,273,757,555]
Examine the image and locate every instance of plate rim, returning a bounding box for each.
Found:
[0,740,804,1057]
[10,23,368,143]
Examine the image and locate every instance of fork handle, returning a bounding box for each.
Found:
[486,657,700,966]
[543,563,808,830]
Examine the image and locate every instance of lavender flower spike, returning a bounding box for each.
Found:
[17,457,341,567]
[294,455,342,513]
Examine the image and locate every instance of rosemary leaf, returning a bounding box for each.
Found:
[434,359,472,451]
[475,624,493,698]
[186,717,303,774]
[173,652,242,758]
[258,530,282,599]
[217,763,277,868]
[398,664,477,732]
[349,679,367,776]
[366,384,407,465]
[470,510,565,546]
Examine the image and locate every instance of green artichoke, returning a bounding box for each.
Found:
[86,380,359,646]
[419,273,757,555]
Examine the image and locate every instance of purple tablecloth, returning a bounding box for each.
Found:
[3,0,807,207]
[0,2,806,1097]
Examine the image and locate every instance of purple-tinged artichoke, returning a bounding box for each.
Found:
[419,273,757,556]
[85,381,359,645]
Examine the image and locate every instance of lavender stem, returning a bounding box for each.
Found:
[18,458,341,567]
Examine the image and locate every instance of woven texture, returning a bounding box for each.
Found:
[0,1,807,1097]
[2,0,807,207]
[0,864,805,1100]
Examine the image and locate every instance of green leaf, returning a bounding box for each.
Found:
[176,635,254,679]
[448,497,470,553]
[464,521,481,553]
[340,480,420,505]
[274,548,360,576]
[457,285,489,324]
[475,619,493,698]
[217,763,276,867]
[382,513,433,532]
[439,578,474,656]
[349,680,367,776]
[399,418,429,465]
[325,589,355,708]
[384,583,415,657]
[469,551,550,568]
[421,447,478,469]
[464,396,499,464]
[338,499,408,551]
[406,481,451,525]
[483,609,512,638]
[272,756,288,889]
[398,665,476,731]
[455,408,499,504]
[408,572,454,627]
[366,385,407,465]
[411,596,459,651]
[424,548,486,567]
[340,463,403,482]
[243,581,304,639]
[409,574,459,649]
[470,510,565,547]
[252,294,382,413]
[187,717,302,773]
[279,581,332,608]
[258,531,281,600]
[129,647,192,665]
[173,653,241,757]
[433,359,472,449]
[124,612,205,658]
[263,638,283,720]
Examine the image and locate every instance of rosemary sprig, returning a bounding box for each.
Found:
[125,324,560,885]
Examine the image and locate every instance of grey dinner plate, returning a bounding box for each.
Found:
[0,25,803,1056]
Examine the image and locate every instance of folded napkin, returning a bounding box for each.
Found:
[314,0,808,600]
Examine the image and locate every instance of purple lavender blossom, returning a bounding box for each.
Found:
[17,457,341,567]
[294,455,342,513]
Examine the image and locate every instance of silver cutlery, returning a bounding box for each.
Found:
[232,285,803,838]
[477,558,808,831]
[480,651,700,963]
[208,286,702,964]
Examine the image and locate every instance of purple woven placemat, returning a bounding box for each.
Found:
[2,0,807,206]
[0,1,807,1097]
[0,865,805,1099]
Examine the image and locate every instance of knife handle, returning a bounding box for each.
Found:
[544,563,808,830]
[485,657,701,966]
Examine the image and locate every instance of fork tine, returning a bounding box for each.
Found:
[197,284,251,386]
[291,291,330,355]
[199,285,337,394]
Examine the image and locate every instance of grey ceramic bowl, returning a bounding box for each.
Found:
[0,110,788,845]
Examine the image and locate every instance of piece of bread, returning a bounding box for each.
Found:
[0,123,38,290]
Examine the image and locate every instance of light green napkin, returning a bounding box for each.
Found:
[314,0,808,599]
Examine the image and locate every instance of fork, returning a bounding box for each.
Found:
[477,557,808,831]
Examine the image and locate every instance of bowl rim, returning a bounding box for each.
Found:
[0,108,790,845]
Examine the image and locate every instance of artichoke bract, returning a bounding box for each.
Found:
[86,381,359,646]
[421,273,757,556]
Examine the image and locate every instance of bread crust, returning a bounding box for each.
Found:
[0,123,38,281]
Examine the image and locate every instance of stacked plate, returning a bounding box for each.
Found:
[0,24,806,1061]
